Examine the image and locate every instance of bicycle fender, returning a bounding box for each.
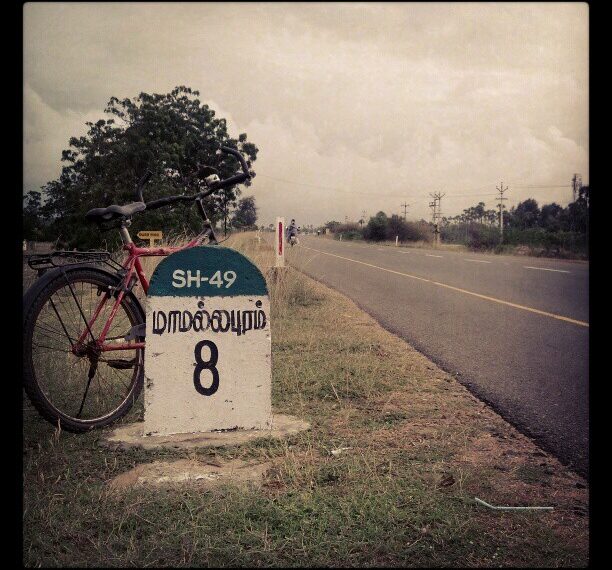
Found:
[23,263,145,324]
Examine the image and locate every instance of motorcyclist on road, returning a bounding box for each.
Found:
[287,219,299,245]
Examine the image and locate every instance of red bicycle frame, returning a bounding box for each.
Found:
[67,144,251,359]
[73,234,203,355]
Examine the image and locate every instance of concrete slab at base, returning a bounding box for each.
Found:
[108,458,274,492]
[101,414,310,451]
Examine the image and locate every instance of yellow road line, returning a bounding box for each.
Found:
[300,245,589,328]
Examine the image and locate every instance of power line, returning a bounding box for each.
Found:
[257,174,405,197]
[257,173,498,198]
[256,173,574,200]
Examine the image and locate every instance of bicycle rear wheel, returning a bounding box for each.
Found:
[23,269,144,432]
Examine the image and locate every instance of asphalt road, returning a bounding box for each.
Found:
[284,236,589,475]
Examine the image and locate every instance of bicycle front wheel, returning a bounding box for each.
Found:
[23,269,145,432]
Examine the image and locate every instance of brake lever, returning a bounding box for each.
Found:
[135,170,153,202]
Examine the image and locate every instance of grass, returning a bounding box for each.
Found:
[23,232,588,567]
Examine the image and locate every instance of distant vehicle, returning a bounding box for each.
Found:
[286,219,299,246]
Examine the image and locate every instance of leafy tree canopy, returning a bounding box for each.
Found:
[34,86,258,248]
[511,198,540,229]
[23,191,43,241]
[232,196,258,229]
[443,192,589,236]
[364,211,388,241]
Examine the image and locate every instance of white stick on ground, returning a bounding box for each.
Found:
[474,497,553,511]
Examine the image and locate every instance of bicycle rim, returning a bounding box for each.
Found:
[24,270,144,431]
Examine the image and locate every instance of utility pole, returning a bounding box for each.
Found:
[429,192,444,247]
[401,202,409,220]
[429,197,437,246]
[572,173,582,202]
[496,182,508,243]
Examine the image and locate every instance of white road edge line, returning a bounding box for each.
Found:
[465,259,492,264]
[298,245,588,328]
[524,266,571,274]
[426,254,443,258]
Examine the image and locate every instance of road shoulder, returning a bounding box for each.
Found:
[23,233,589,567]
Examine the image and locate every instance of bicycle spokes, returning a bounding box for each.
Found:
[77,361,97,418]
[29,277,142,423]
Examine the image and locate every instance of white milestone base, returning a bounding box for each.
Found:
[144,295,272,436]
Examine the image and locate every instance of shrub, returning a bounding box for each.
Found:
[442,224,587,256]
[338,230,363,241]
[400,220,433,243]
[363,213,433,243]
[334,223,364,241]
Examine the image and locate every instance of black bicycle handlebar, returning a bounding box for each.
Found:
[145,194,194,211]
[144,146,251,211]
[208,172,250,192]
[220,145,250,175]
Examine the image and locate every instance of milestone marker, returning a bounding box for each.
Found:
[144,246,272,436]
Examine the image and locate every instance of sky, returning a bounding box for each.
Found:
[23,2,589,227]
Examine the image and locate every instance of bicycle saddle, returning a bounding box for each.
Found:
[85,202,146,224]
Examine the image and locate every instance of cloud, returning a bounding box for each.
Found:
[23,83,104,190]
[23,2,588,224]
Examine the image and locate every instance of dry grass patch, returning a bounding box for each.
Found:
[23,231,588,567]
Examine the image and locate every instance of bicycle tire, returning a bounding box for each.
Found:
[23,268,145,432]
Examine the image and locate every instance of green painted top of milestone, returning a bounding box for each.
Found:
[148,246,268,297]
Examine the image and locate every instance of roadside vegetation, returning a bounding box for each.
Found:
[23,232,588,567]
[320,186,589,259]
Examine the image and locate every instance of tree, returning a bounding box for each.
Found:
[473,202,486,224]
[387,214,405,240]
[539,203,564,232]
[579,184,590,208]
[511,199,540,229]
[325,220,342,232]
[364,211,388,241]
[561,186,589,234]
[38,86,258,248]
[231,196,258,229]
[23,190,44,241]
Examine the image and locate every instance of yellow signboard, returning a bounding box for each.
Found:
[137,231,163,247]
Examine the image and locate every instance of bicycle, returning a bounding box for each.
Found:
[23,146,251,433]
